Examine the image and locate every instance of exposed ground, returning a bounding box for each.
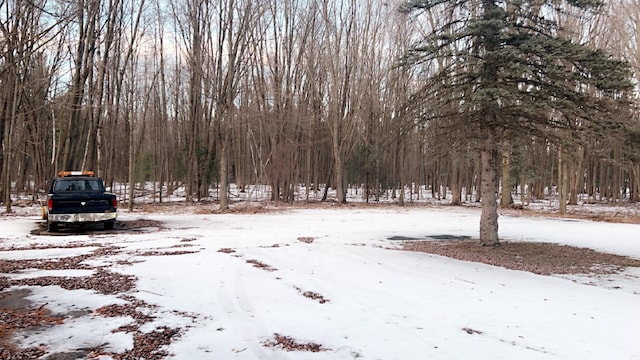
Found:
[399,204,640,275]
[1,219,175,359]
[400,240,640,276]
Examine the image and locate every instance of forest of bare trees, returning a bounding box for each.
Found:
[1,0,640,214]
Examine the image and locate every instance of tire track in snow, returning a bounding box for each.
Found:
[241,242,434,356]
[215,250,292,360]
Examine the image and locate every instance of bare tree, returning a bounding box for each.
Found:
[1,0,64,211]
[217,1,265,209]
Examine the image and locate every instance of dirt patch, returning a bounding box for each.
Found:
[0,289,34,311]
[0,291,64,359]
[400,240,640,275]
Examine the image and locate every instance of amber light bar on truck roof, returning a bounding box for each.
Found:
[57,170,95,177]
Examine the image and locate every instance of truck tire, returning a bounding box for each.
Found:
[104,220,115,231]
[48,222,58,232]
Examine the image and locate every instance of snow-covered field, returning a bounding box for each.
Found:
[1,204,639,359]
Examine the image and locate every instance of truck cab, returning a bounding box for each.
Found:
[45,171,117,232]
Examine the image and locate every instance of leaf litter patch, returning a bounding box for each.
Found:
[137,249,199,257]
[294,286,330,304]
[93,296,183,360]
[1,282,183,360]
[262,333,328,352]
[246,259,278,272]
[400,240,640,276]
[297,236,315,244]
[0,228,195,359]
[0,289,53,358]
[387,234,471,241]
[31,218,166,236]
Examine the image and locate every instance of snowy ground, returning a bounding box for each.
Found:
[1,204,640,359]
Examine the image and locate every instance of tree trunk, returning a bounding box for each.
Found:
[568,149,583,206]
[558,149,567,215]
[219,134,229,210]
[500,141,513,206]
[332,106,346,203]
[127,116,135,212]
[479,135,499,246]
[450,155,462,206]
[334,153,346,204]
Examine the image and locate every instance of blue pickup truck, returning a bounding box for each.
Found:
[44,171,118,232]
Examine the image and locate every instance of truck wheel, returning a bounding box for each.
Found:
[104,221,115,231]
[48,222,58,232]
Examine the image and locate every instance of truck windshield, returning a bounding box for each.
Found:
[53,179,102,192]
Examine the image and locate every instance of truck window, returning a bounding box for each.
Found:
[86,180,102,191]
[54,180,72,192]
[53,179,102,192]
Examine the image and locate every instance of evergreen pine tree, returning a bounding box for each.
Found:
[401,0,633,245]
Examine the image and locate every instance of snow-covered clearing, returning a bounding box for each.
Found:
[1,204,639,359]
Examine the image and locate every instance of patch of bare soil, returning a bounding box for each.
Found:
[0,298,63,359]
[400,240,640,276]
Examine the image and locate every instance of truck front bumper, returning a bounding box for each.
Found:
[48,212,117,223]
